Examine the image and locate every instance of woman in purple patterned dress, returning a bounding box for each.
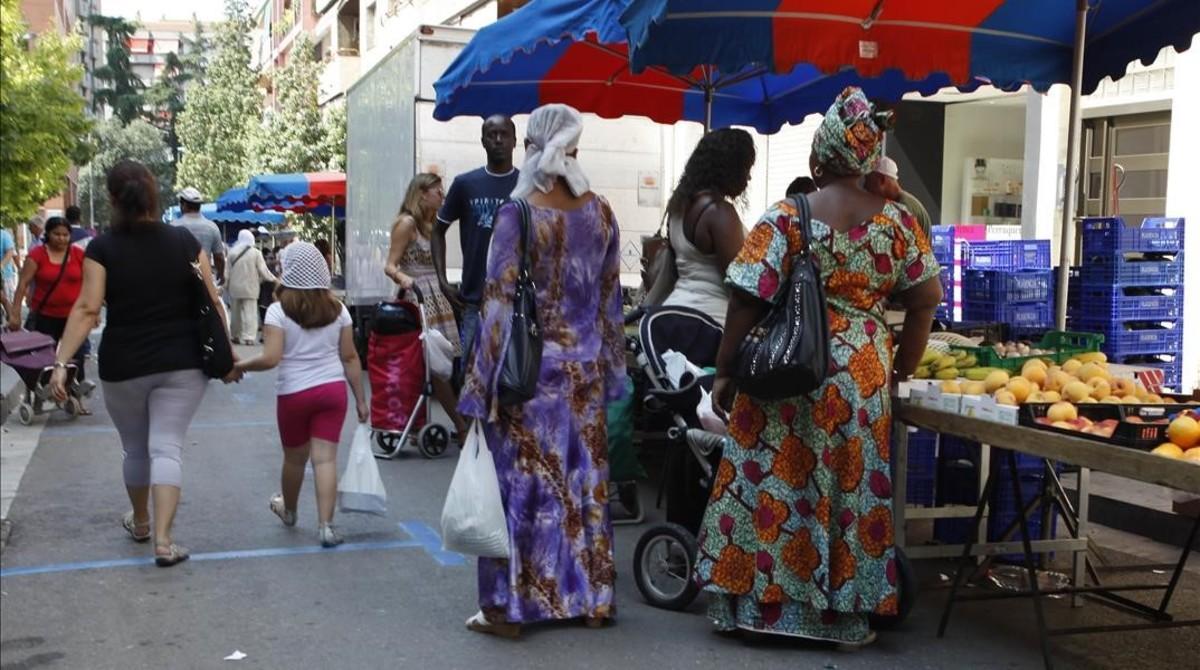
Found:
[458,104,626,638]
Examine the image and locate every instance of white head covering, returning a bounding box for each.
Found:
[230,229,256,256]
[280,242,331,290]
[872,156,900,180]
[511,103,590,199]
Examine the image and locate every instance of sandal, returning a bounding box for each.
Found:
[584,616,609,629]
[465,611,520,639]
[122,511,151,543]
[154,543,190,567]
[837,631,878,651]
[269,493,297,527]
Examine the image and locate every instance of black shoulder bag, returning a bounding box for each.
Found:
[180,232,235,379]
[497,199,543,407]
[735,194,831,400]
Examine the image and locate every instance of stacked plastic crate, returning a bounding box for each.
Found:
[961,240,1054,340]
[933,438,1057,557]
[1071,218,1185,390]
[931,226,956,320]
[905,428,937,506]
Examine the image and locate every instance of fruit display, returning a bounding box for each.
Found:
[988,340,1053,358]
[1150,411,1200,462]
[913,349,982,380]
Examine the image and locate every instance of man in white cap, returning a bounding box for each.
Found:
[171,187,226,283]
[866,156,932,238]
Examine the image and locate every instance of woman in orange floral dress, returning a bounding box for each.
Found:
[697,87,944,646]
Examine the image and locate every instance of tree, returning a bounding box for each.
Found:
[0,0,92,226]
[145,20,209,163]
[89,14,146,125]
[251,34,326,174]
[176,0,261,199]
[319,101,347,171]
[78,119,175,227]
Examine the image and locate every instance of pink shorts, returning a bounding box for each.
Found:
[277,382,348,448]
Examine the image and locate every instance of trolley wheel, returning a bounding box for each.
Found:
[633,523,700,611]
[417,424,450,459]
[869,545,918,630]
[62,396,82,419]
[375,432,403,455]
[17,404,34,426]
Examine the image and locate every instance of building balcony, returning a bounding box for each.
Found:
[318,52,361,104]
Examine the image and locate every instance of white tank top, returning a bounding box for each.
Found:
[662,210,729,326]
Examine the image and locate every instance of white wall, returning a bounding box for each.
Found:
[941,102,1026,226]
[1164,47,1198,393]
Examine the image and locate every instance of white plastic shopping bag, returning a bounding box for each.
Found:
[422,329,455,380]
[697,388,729,436]
[337,425,388,515]
[662,349,706,388]
[441,422,510,558]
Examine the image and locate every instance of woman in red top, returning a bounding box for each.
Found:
[9,216,91,399]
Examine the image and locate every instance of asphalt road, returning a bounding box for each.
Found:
[2,358,1198,670]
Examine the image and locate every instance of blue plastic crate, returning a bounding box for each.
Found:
[908,429,937,476]
[940,436,978,462]
[1112,352,1183,389]
[965,269,1053,303]
[964,300,1052,330]
[1080,319,1180,357]
[1077,285,1184,321]
[907,474,936,506]
[1077,319,1183,356]
[1082,217,1184,254]
[988,470,1058,561]
[964,239,1051,270]
[932,225,956,260]
[1079,253,1185,287]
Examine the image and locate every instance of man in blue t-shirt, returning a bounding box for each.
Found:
[433,114,519,369]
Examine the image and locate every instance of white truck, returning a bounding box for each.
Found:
[344,24,685,312]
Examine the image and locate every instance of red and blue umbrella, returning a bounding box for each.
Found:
[621,0,1198,93]
[433,0,982,132]
[216,172,346,218]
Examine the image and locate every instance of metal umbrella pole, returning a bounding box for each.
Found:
[1054,0,1090,330]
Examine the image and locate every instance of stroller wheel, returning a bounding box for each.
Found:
[63,396,82,419]
[417,424,450,459]
[869,545,918,630]
[17,404,34,426]
[633,523,700,611]
[375,432,404,455]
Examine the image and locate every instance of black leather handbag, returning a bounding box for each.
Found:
[735,194,831,400]
[497,199,543,407]
[181,234,235,379]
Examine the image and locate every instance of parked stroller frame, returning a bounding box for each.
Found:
[368,286,452,460]
[626,306,917,627]
[0,329,87,425]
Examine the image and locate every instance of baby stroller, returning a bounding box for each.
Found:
[0,329,84,425]
[626,306,727,610]
[367,286,451,459]
[627,306,917,627]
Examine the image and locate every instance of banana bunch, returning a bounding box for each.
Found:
[913,348,980,380]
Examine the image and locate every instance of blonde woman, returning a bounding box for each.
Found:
[384,173,468,439]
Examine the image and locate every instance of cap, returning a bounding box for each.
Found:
[178,187,204,204]
[280,242,331,290]
[872,156,899,180]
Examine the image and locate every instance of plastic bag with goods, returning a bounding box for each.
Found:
[441,422,510,558]
[421,329,455,380]
[338,425,388,515]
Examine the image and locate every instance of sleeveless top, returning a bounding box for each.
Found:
[663,211,730,325]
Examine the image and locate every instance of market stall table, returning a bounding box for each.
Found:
[896,403,1200,670]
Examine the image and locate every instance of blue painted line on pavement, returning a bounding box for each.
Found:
[0,521,467,577]
[397,520,467,566]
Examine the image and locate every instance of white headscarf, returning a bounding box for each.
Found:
[280,242,331,290]
[511,103,590,199]
[230,229,256,256]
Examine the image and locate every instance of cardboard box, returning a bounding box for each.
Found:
[959,394,988,418]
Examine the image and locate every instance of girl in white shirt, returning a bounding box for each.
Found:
[234,242,368,547]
